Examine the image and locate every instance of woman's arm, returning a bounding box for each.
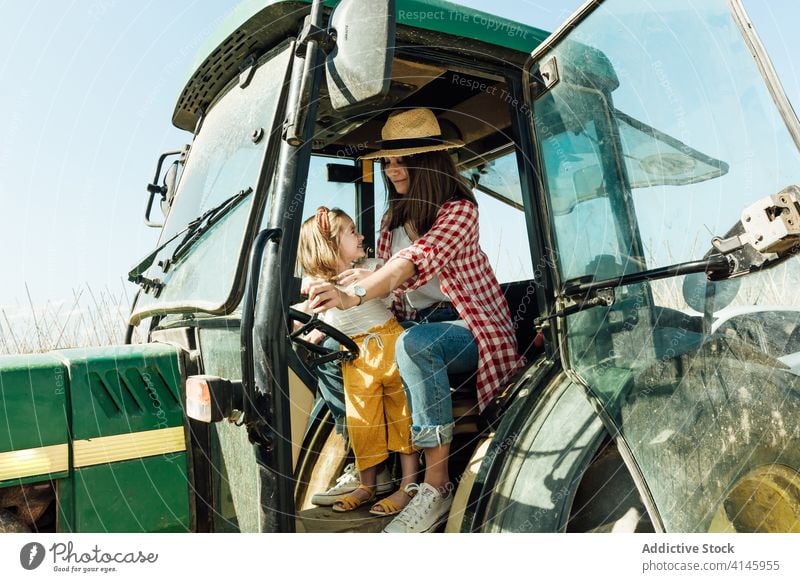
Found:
[308,257,415,312]
[336,257,384,287]
[392,199,478,292]
[308,200,478,312]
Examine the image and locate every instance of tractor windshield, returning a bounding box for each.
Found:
[131,45,292,322]
[530,0,800,531]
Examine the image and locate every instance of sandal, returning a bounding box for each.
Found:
[369,484,418,516]
[331,485,376,513]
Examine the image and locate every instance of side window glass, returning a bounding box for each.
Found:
[536,102,626,282]
[373,169,389,247]
[468,150,534,283]
[301,156,357,222]
[474,190,533,283]
[373,151,535,283]
[282,156,356,284]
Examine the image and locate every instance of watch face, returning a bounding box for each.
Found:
[354,285,367,297]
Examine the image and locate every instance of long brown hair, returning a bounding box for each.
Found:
[296,207,352,281]
[382,150,476,237]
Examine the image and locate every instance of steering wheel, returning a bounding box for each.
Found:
[288,307,359,367]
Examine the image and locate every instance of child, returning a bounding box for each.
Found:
[296,207,418,515]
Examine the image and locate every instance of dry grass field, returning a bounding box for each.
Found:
[0,283,137,355]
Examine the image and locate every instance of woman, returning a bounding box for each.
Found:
[309,108,523,533]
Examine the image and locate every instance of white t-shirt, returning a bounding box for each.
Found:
[390,226,450,310]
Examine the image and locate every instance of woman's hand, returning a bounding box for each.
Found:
[336,268,373,287]
[307,281,358,312]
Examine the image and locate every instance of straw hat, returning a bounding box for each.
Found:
[360,108,464,160]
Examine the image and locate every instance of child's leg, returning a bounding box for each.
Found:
[359,465,377,488]
[334,357,386,512]
[373,324,418,512]
[342,359,389,473]
[340,465,376,506]
[382,327,415,459]
[332,464,377,511]
[370,452,418,514]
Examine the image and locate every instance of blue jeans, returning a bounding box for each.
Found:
[395,322,478,448]
[317,337,347,435]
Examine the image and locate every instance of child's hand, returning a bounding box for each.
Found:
[337,268,373,287]
[290,300,311,333]
[290,301,327,342]
[300,275,325,295]
[304,329,327,345]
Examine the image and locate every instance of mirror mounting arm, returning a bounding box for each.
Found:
[296,21,336,56]
[536,255,733,330]
[711,184,800,278]
[285,1,327,146]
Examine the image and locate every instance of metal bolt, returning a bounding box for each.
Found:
[251,127,264,143]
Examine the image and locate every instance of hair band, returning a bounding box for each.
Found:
[315,206,331,238]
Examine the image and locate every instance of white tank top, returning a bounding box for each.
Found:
[390,226,450,310]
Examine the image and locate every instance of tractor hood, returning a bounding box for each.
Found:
[0,344,184,487]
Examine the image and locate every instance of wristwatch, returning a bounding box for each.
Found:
[352,285,367,306]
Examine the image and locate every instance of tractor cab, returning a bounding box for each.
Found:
[128,0,555,533]
[3,0,799,535]
[130,0,800,533]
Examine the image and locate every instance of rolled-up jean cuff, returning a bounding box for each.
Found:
[411,423,454,448]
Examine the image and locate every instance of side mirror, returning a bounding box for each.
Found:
[145,146,188,228]
[325,0,395,110]
[160,161,180,216]
[682,271,740,314]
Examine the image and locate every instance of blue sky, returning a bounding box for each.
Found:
[0,0,798,312]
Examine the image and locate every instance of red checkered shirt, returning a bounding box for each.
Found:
[377,198,525,411]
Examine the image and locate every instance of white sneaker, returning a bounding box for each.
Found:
[311,463,394,506]
[382,483,452,533]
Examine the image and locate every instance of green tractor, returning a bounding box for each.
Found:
[2,0,799,533]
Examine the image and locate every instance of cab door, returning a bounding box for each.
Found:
[475,0,800,532]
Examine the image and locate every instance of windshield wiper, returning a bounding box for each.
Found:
[535,255,731,328]
[170,187,253,264]
[128,187,253,294]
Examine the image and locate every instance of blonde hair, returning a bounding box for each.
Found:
[297,207,353,280]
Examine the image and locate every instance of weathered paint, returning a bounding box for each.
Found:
[173,0,549,130]
[66,454,191,532]
[0,344,190,531]
[0,353,69,486]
